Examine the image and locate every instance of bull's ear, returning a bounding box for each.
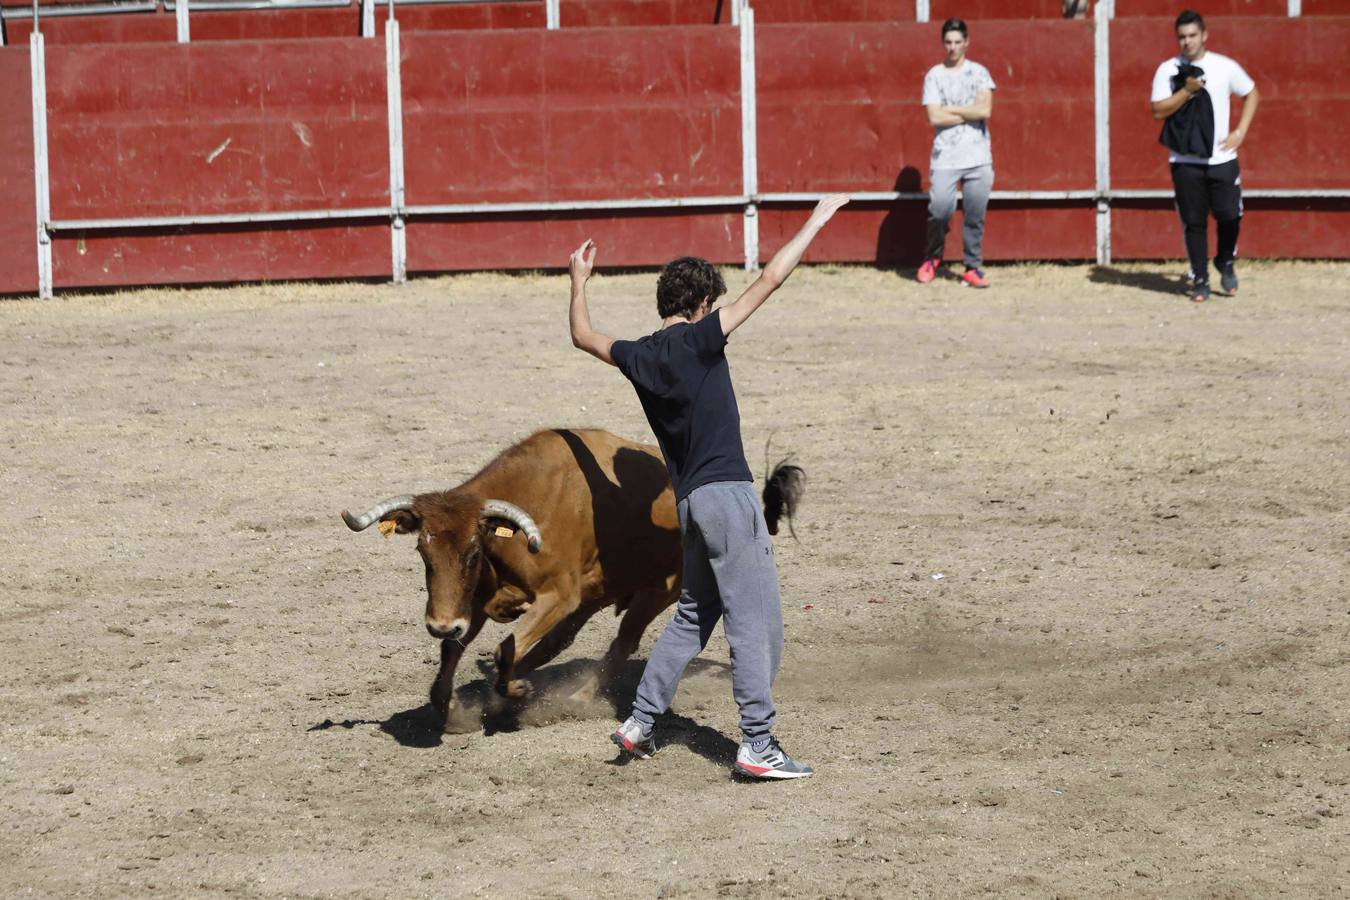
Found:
[380,509,420,536]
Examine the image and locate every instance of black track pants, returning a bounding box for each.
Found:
[1171,159,1242,286]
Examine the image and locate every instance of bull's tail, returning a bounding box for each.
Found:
[762,460,806,540]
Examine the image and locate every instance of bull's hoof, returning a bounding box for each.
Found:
[500,678,533,701]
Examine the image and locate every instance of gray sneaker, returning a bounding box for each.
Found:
[733,737,814,780]
[610,717,655,759]
[1219,262,1238,295]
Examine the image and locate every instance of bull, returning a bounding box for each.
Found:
[341,428,682,728]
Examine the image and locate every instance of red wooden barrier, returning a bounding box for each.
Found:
[42,37,394,286]
[401,26,742,204]
[756,20,1095,192]
[0,48,37,295]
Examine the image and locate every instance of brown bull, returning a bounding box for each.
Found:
[341,428,682,727]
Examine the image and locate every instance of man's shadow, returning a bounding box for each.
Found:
[1089,266,1188,296]
[874,166,928,271]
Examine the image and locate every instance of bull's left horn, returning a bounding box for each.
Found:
[483,500,543,553]
[342,495,415,532]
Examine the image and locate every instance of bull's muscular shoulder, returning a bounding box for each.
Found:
[470,428,678,588]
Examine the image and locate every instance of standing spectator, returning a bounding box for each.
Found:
[1151,9,1260,303]
[917,18,996,289]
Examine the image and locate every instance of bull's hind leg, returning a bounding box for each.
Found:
[493,588,580,700]
[430,607,486,728]
[576,578,681,702]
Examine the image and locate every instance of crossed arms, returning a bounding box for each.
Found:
[927,89,992,128]
[567,194,851,366]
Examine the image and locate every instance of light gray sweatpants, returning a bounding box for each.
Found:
[926,163,995,269]
[630,481,784,741]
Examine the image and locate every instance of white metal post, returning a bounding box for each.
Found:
[916,0,929,24]
[30,32,53,299]
[361,0,374,37]
[1093,4,1111,265]
[546,0,559,30]
[175,0,189,42]
[1288,0,1301,15]
[739,6,759,270]
[730,0,739,27]
[385,20,407,283]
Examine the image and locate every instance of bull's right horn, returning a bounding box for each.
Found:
[482,500,543,553]
[341,495,415,532]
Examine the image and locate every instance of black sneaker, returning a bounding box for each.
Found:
[733,737,814,780]
[1190,282,1210,304]
[1218,262,1238,296]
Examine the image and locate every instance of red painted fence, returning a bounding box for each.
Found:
[2,11,1347,294]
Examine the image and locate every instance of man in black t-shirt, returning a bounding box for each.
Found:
[567,194,849,779]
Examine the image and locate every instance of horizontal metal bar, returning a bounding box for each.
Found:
[1108,188,1350,200]
[408,195,749,215]
[47,206,392,231]
[759,190,1098,202]
[2,1,156,19]
[161,0,349,10]
[368,0,537,5]
[44,187,1350,234]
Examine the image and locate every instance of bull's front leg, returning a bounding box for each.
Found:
[493,588,580,700]
[430,607,486,729]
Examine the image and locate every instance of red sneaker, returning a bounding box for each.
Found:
[916,257,939,284]
[961,268,990,289]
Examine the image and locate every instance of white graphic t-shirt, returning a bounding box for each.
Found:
[922,60,996,170]
[1150,51,1255,165]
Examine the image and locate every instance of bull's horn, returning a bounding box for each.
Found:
[482,500,542,553]
[341,495,415,532]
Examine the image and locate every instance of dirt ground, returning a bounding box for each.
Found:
[2,261,1347,899]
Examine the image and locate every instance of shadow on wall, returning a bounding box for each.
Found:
[874,165,926,270]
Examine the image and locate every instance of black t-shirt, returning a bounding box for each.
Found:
[610,309,753,501]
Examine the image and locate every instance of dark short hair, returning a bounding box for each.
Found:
[1175,9,1205,30]
[656,257,726,320]
[941,18,968,38]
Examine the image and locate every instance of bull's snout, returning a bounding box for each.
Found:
[426,618,469,641]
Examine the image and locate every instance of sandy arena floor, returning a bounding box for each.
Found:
[1,261,1347,898]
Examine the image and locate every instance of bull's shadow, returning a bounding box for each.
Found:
[325,655,736,765]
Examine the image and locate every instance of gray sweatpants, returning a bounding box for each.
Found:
[926,163,995,269]
[630,481,784,741]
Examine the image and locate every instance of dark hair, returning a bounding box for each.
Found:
[940,18,968,38]
[1175,9,1205,30]
[656,256,726,319]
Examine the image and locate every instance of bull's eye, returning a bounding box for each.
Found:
[465,546,481,570]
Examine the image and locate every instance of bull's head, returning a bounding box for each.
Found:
[341,493,542,640]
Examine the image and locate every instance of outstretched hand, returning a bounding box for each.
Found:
[807,194,851,229]
[569,239,597,285]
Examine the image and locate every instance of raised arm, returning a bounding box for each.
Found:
[568,239,616,366]
[717,194,850,337]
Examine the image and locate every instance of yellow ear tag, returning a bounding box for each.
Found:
[378,520,398,538]
[494,525,514,538]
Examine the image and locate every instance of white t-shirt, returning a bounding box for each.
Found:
[1151,51,1255,166]
[922,60,996,170]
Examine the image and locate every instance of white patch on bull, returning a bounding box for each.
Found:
[206,138,232,165]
